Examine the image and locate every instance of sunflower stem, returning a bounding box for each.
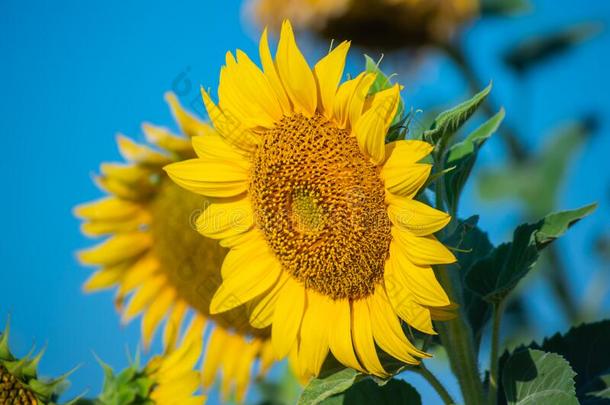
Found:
[487,301,504,405]
[415,364,456,405]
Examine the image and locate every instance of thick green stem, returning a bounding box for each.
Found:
[415,365,457,405]
[487,302,504,405]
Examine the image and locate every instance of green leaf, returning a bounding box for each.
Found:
[465,204,595,303]
[423,83,492,146]
[322,379,421,405]
[444,108,505,211]
[535,203,597,247]
[501,349,578,405]
[298,368,362,405]
[504,23,601,74]
[530,320,610,403]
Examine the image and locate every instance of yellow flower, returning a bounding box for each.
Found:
[248,0,478,49]
[75,94,276,401]
[165,20,456,379]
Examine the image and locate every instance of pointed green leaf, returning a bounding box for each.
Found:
[298,368,362,405]
[322,379,421,405]
[445,108,505,211]
[0,319,13,360]
[501,349,578,405]
[424,83,492,145]
[465,204,596,303]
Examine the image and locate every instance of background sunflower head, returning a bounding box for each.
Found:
[74,94,277,402]
[248,0,478,50]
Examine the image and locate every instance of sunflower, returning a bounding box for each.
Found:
[248,0,477,49]
[0,321,70,405]
[165,20,456,379]
[75,94,276,401]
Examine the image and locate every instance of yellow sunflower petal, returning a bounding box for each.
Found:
[78,232,151,266]
[201,88,259,151]
[162,301,188,351]
[384,139,434,165]
[388,241,452,307]
[259,28,291,113]
[354,84,400,164]
[164,158,249,198]
[249,272,290,329]
[83,265,126,291]
[313,41,350,119]
[272,277,305,359]
[142,287,176,348]
[329,299,363,372]
[368,288,428,363]
[191,133,248,162]
[276,20,317,115]
[332,72,375,128]
[142,123,192,155]
[382,163,431,198]
[299,292,331,376]
[387,195,451,236]
[201,328,227,388]
[122,275,166,321]
[351,299,388,377]
[220,233,273,279]
[73,197,141,221]
[116,134,170,165]
[392,227,456,265]
[165,92,210,138]
[217,50,283,128]
[384,262,436,334]
[210,251,282,313]
[196,197,254,240]
[348,73,377,128]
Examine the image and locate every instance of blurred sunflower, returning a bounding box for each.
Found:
[75,94,275,401]
[166,20,456,379]
[248,0,478,50]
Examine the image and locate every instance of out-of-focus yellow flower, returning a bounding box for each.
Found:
[166,20,456,381]
[75,94,276,402]
[249,0,478,49]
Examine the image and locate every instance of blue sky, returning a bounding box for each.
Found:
[1,0,609,403]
